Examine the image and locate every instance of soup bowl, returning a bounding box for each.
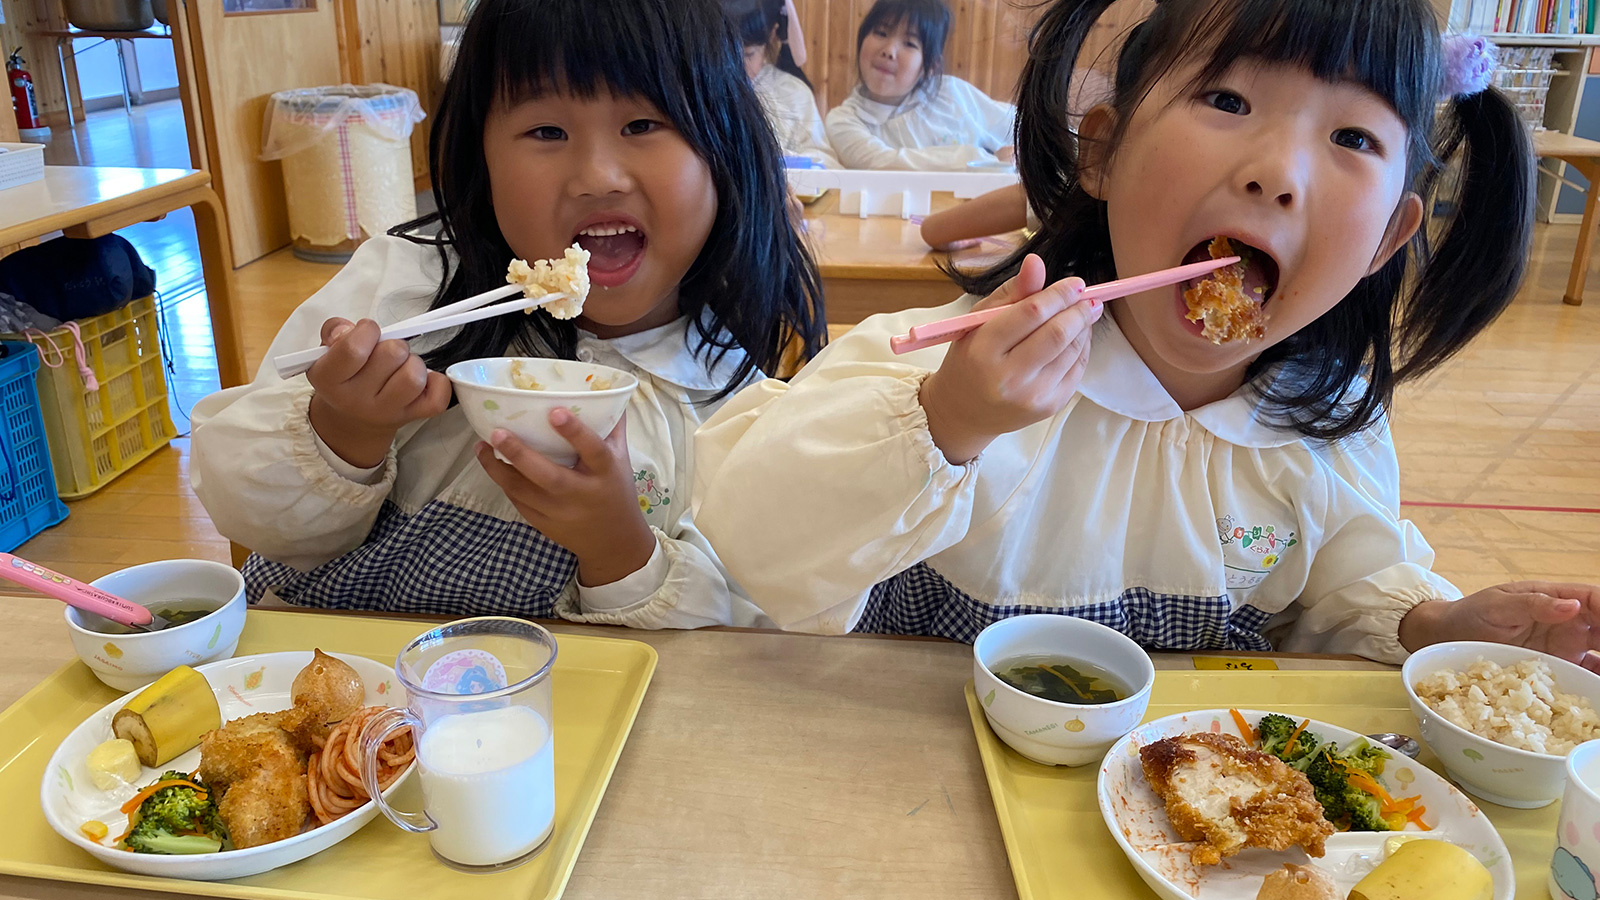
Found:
[972,614,1155,766]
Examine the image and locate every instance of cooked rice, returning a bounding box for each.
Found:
[1415,657,1600,754]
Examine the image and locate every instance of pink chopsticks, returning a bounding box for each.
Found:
[888,256,1240,355]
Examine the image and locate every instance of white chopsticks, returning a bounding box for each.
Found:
[272,284,574,380]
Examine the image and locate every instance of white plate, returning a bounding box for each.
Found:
[1096,709,1514,900]
[39,651,413,881]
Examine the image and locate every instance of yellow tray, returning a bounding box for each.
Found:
[0,610,658,900]
[965,671,1559,900]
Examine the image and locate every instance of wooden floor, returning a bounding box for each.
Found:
[9,105,1600,598]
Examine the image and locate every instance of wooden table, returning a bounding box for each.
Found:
[804,191,1020,323]
[0,166,244,387]
[1534,130,1600,307]
[0,595,1383,900]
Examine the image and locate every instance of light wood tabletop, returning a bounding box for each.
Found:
[0,166,244,387]
[0,594,1386,900]
[1533,130,1600,307]
[803,191,1021,323]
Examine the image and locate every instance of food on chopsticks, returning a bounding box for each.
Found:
[1250,712,1425,833]
[1255,863,1338,900]
[1138,732,1334,865]
[112,665,222,768]
[306,705,415,826]
[117,770,230,854]
[992,657,1128,704]
[1414,657,1600,754]
[86,738,143,790]
[507,244,591,320]
[1348,838,1493,900]
[1183,236,1269,344]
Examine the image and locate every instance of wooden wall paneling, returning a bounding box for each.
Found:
[187,0,344,265]
[352,0,439,187]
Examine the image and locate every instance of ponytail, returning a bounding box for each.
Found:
[1396,87,1533,381]
[954,0,1122,296]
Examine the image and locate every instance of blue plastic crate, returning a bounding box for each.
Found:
[0,341,68,551]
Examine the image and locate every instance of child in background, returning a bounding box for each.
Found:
[825,0,1017,170]
[725,0,839,168]
[697,0,1600,665]
[191,0,823,627]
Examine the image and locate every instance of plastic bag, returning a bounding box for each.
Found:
[260,84,425,161]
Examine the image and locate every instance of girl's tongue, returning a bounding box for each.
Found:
[575,230,646,273]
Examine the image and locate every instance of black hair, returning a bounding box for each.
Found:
[390,0,825,399]
[855,0,952,102]
[960,0,1533,442]
[723,0,812,87]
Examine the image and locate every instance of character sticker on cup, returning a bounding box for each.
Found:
[423,649,508,695]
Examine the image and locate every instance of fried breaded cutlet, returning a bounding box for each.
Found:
[1184,237,1267,344]
[197,710,312,849]
[1139,732,1334,866]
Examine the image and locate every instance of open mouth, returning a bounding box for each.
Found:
[1179,236,1280,344]
[574,220,647,289]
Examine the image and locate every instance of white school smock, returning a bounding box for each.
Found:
[752,64,839,169]
[824,76,1016,171]
[191,234,768,629]
[693,298,1460,662]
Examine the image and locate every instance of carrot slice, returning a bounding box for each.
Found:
[1284,718,1310,755]
[119,779,207,816]
[1229,709,1256,743]
[1406,805,1433,831]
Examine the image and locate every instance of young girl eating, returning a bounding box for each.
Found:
[825,0,1017,171]
[725,0,839,168]
[191,0,823,627]
[697,0,1600,664]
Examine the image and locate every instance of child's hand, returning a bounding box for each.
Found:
[1400,582,1600,668]
[307,318,451,468]
[919,254,1101,465]
[475,409,656,588]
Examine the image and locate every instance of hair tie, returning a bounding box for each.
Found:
[1440,33,1498,99]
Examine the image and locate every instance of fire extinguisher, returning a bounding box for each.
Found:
[8,49,41,132]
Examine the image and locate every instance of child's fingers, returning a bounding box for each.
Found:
[320,317,356,345]
[374,354,430,410]
[403,371,453,420]
[310,318,381,384]
[1005,282,1097,370]
[474,442,555,516]
[488,428,576,491]
[550,408,616,475]
[969,254,1047,313]
[967,274,1084,357]
[346,338,414,398]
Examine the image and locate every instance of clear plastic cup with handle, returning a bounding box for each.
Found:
[360,616,558,871]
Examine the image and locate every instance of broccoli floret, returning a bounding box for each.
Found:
[1341,738,1389,777]
[122,818,223,855]
[1298,747,1350,810]
[120,772,228,854]
[1344,789,1391,832]
[1257,714,1320,765]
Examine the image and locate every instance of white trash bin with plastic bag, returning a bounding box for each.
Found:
[261,85,426,263]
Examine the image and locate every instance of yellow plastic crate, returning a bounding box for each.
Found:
[4,297,176,498]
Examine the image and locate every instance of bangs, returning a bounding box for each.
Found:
[1137,0,1440,136]
[461,0,709,136]
[858,0,950,52]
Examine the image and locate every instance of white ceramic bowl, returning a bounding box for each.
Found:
[446,357,638,467]
[1402,641,1600,808]
[972,614,1155,766]
[41,651,413,880]
[65,559,247,691]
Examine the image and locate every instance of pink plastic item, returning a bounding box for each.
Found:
[888,256,1241,354]
[0,552,162,629]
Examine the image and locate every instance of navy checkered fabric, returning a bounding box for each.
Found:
[243,500,576,616]
[858,563,1274,650]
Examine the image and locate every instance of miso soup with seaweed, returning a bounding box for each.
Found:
[992,656,1128,705]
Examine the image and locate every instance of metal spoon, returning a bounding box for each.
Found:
[1368,732,1421,759]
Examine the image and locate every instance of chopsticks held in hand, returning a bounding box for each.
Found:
[271,284,576,380]
[888,256,1240,355]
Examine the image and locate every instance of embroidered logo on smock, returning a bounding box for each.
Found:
[635,469,671,517]
[1216,515,1298,589]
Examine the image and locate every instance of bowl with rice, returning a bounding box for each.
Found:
[1402,641,1600,808]
[446,357,637,467]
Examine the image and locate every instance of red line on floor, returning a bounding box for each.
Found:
[1401,500,1600,515]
